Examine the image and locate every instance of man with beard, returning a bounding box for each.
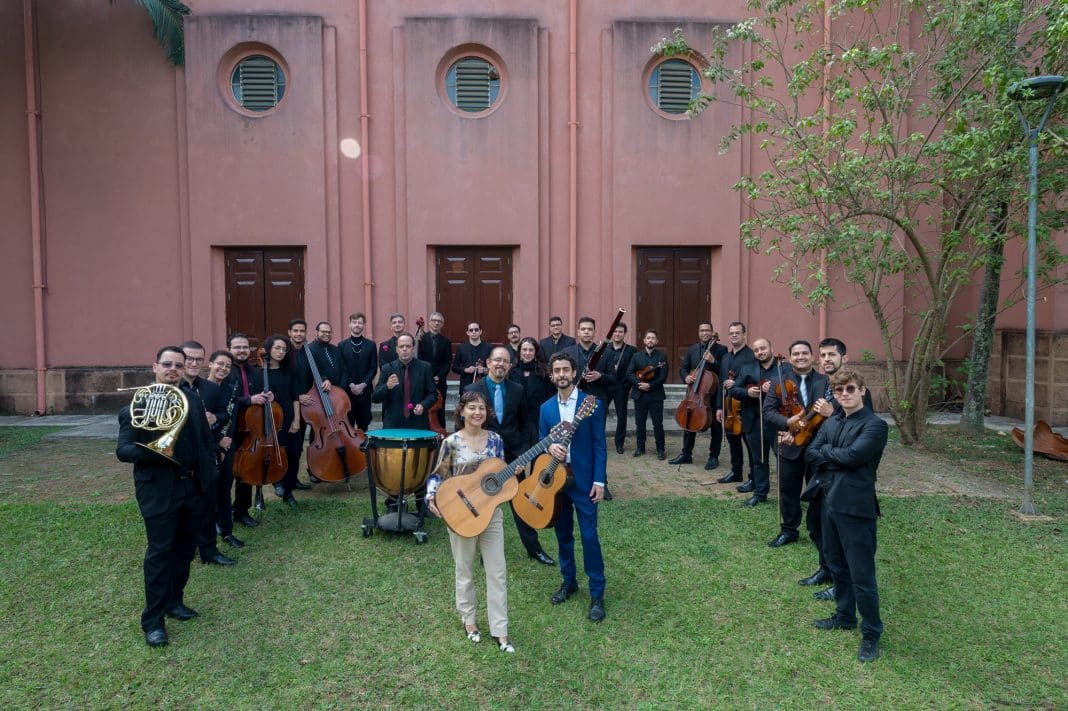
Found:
[669,323,727,468]
[179,340,234,567]
[627,329,669,460]
[282,319,314,494]
[226,333,268,527]
[117,346,217,647]
[417,311,452,430]
[540,353,609,623]
[598,322,636,455]
[465,346,555,566]
[340,312,378,432]
[452,321,494,392]
[539,315,576,358]
[738,337,788,503]
[504,324,523,364]
[379,313,406,365]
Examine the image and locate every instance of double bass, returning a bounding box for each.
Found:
[413,316,446,436]
[232,349,288,487]
[301,341,367,481]
[674,333,720,433]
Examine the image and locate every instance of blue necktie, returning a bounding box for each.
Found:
[493,382,504,421]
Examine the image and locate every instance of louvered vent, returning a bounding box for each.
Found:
[232,55,285,112]
[657,60,696,114]
[455,57,492,112]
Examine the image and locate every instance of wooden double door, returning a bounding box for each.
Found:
[224,248,305,349]
[434,247,513,346]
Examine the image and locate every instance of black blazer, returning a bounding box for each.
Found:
[805,407,888,519]
[451,341,494,392]
[186,376,227,442]
[717,346,761,433]
[539,334,576,358]
[418,332,453,389]
[762,369,830,461]
[372,358,437,429]
[509,363,554,445]
[306,340,346,387]
[116,385,218,518]
[339,336,378,396]
[465,378,530,459]
[600,343,636,392]
[680,340,728,382]
[628,349,669,401]
[561,342,618,402]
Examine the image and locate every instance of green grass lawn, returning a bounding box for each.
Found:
[0,492,1064,709]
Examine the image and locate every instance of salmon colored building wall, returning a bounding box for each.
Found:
[2,0,1065,419]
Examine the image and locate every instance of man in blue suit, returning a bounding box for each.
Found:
[539,352,609,623]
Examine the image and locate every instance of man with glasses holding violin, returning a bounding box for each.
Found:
[117,346,218,647]
[805,368,888,663]
[452,321,493,392]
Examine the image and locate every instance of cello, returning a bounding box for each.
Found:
[722,369,743,436]
[301,341,367,481]
[232,348,288,487]
[674,333,720,433]
[414,316,446,436]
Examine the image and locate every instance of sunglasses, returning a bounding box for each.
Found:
[833,384,860,395]
[157,361,185,370]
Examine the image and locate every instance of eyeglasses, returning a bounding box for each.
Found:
[833,384,859,395]
[157,361,185,370]
[467,328,481,332]
[488,357,509,364]
[184,356,204,363]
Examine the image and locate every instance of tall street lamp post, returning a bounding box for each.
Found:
[1007,75,1065,516]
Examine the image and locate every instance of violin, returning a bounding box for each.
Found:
[232,347,288,486]
[301,341,367,482]
[633,363,664,382]
[789,384,833,447]
[414,316,446,436]
[674,334,720,433]
[472,358,486,384]
[722,369,743,436]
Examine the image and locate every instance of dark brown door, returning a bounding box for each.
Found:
[635,247,711,383]
[224,248,305,349]
[435,247,513,347]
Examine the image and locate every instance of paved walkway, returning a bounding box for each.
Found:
[1,410,1063,440]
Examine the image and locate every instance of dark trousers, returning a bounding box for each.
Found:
[822,507,883,640]
[608,386,630,449]
[777,455,808,535]
[282,421,307,493]
[743,426,770,498]
[214,450,235,537]
[680,418,723,458]
[509,499,546,556]
[139,477,209,631]
[346,393,373,432]
[233,480,252,517]
[633,397,665,451]
[726,431,746,476]
[554,490,605,599]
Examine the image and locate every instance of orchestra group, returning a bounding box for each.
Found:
[117,312,887,663]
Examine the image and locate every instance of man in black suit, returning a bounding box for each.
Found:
[715,321,767,489]
[806,368,888,663]
[669,323,727,468]
[379,312,406,366]
[599,322,636,454]
[179,340,234,567]
[628,329,669,460]
[452,321,494,392]
[373,333,438,429]
[465,346,555,566]
[226,333,266,527]
[417,311,452,429]
[340,312,378,432]
[504,323,523,364]
[561,316,618,404]
[763,341,833,551]
[117,346,218,647]
[539,315,576,357]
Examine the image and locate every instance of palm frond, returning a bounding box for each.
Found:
[121,0,191,66]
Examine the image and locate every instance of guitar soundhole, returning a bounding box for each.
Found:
[481,476,501,495]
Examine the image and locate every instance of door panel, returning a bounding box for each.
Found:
[225,247,305,349]
[435,247,513,347]
[635,248,711,383]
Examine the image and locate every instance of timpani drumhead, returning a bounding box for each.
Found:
[365,429,439,495]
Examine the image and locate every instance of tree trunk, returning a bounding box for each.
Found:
[960,203,1008,438]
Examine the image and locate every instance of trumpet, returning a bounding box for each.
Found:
[119,383,189,464]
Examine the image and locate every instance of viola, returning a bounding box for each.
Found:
[301,341,367,482]
[675,334,720,433]
[414,317,447,437]
[722,369,743,436]
[233,348,288,486]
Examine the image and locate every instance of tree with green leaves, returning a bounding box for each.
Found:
[114,0,190,67]
[656,0,1067,444]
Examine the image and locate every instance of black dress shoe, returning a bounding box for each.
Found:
[799,568,831,586]
[235,513,259,528]
[656,449,666,461]
[858,638,880,663]
[603,486,613,501]
[632,448,645,458]
[283,493,297,507]
[222,534,245,549]
[293,480,313,490]
[144,627,168,647]
[201,552,236,566]
[668,452,693,465]
[588,597,606,623]
[767,532,799,547]
[815,586,836,601]
[551,581,579,605]
[736,480,755,493]
[273,484,285,497]
[743,495,766,507]
[814,615,856,631]
[717,472,742,483]
[704,456,720,470]
[528,550,555,566]
[165,603,199,621]
[615,444,625,454]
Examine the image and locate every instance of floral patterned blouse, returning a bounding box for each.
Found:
[426,430,504,498]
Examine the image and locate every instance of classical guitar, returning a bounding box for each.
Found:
[436,395,597,538]
[514,453,572,530]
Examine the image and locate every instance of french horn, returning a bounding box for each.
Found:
[119,383,189,464]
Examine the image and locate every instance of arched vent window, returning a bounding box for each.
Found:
[649,59,700,115]
[231,55,286,112]
[445,57,501,113]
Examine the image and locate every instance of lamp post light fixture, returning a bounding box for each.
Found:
[1007,75,1066,516]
